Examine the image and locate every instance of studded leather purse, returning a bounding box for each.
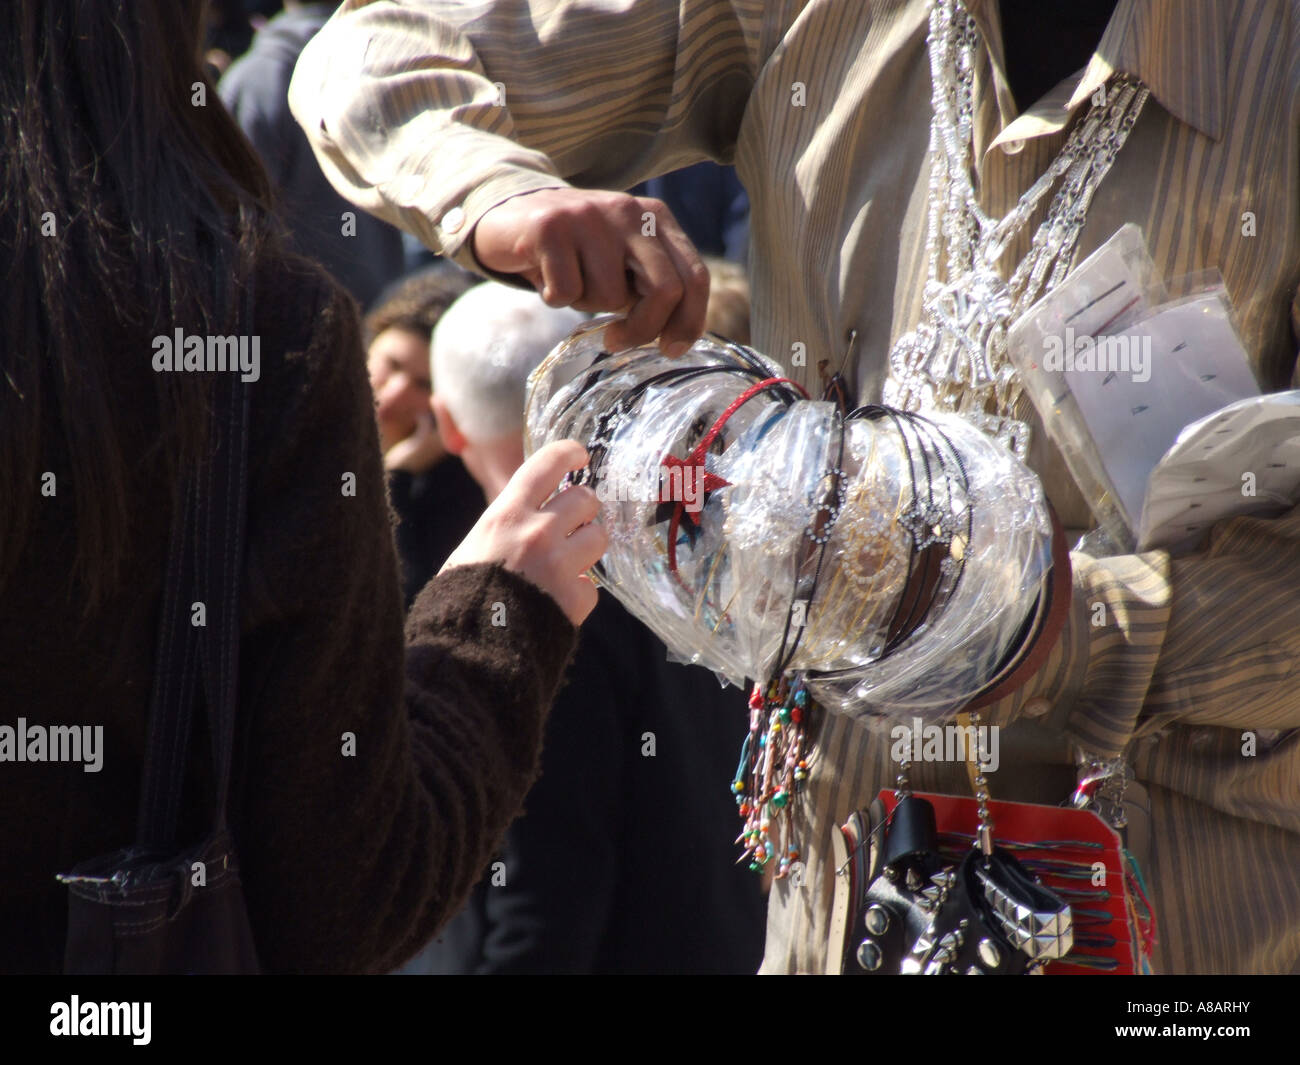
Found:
[829,726,1155,975]
[833,793,1075,974]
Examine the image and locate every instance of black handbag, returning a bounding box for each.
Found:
[58,358,260,974]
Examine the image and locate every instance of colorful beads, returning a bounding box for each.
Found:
[735,678,810,878]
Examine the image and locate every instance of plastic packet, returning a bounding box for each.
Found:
[1007,224,1259,551]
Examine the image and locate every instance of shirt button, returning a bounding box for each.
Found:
[1022,697,1050,718]
[441,205,466,234]
[1002,139,1024,155]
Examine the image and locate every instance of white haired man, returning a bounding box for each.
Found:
[405,281,766,973]
[430,282,585,500]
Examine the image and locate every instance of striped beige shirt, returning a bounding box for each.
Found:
[291,0,1300,973]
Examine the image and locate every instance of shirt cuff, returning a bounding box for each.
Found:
[972,531,1174,763]
[393,162,572,278]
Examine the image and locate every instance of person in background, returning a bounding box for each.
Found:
[427,285,585,501]
[364,266,485,606]
[702,256,751,346]
[397,282,766,974]
[203,0,258,77]
[219,1,405,309]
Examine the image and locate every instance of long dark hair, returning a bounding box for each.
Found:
[0,0,277,613]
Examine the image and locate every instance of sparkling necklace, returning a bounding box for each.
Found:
[885,0,1143,856]
[882,0,1150,458]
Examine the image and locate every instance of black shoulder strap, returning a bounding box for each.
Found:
[135,295,252,850]
[199,356,251,830]
[135,465,201,849]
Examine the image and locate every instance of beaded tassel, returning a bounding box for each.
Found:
[732,677,810,878]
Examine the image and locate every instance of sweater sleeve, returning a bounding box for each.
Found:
[232,260,576,973]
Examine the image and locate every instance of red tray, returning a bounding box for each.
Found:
[877,790,1148,974]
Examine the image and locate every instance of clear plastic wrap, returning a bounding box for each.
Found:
[804,410,1051,718]
[525,318,1052,724]
[1007,224,1259,551]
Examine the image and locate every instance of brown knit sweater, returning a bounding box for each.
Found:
[0,252,577,974]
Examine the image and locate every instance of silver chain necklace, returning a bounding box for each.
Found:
[882,0,1150,459]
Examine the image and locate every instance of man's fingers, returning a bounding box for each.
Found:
[536,236,583,307]
[476,188,706,356]
[573,232,632,313]
[604,236,685,352]
[642,199,709,353]
[509,439,590,509]
[601,198,707,356]
[654,216,710,355]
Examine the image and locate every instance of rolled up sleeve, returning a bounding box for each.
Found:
[981,500,1300,759]
[287,0,761,273]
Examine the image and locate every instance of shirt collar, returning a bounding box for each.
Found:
[968,0,1229,143]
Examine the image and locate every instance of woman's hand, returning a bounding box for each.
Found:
[383,411,445,473]
[440,440,607,625]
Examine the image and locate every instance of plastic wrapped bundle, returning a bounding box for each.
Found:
[524,317,1052,724]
